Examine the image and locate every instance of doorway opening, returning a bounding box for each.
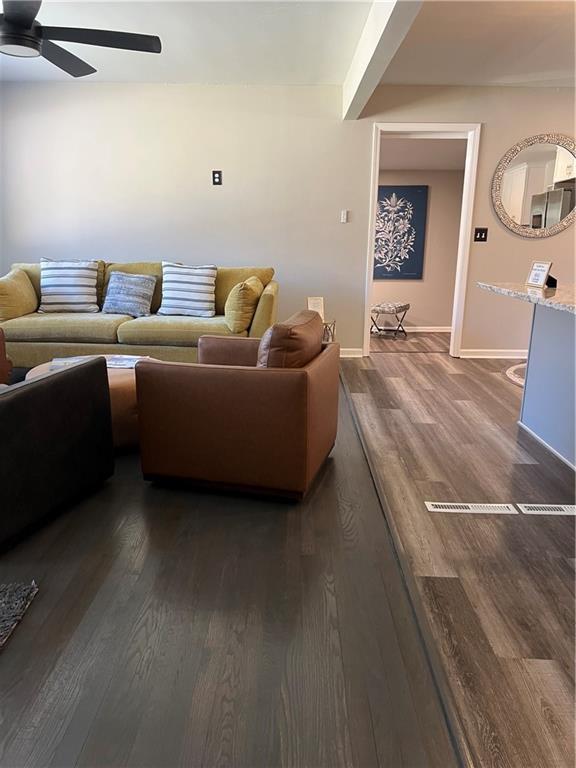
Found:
[363,123,482,357]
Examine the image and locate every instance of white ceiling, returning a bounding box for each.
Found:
[381,1,575,88]
[380,137,467,171]
[0,1,371,83]
[1,0,573,91]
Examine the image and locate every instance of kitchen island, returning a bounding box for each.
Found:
[478,282,575,468]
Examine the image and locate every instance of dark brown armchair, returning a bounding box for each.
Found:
[136,311,339,498]
[0,358,115,548]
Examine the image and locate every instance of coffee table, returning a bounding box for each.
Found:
[26,356,149,449]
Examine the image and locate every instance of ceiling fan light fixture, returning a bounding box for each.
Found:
[0,31,41,57]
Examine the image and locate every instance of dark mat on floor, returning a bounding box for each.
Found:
[0,581,38,649]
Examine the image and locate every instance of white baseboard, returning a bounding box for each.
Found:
[340,348,364,358]
[459,349,528,359]
[405,326,451,333]
[518,421,575,470]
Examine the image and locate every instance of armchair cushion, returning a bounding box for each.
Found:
[257,310,323,369]
[198,335,260,366]
[224,276,264,333]
[0,269,38,322]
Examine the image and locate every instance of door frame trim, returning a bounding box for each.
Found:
[363,122,482,357]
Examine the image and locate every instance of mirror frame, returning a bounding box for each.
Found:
[491,133,576,238]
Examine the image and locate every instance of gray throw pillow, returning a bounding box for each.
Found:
[102,272,156,317]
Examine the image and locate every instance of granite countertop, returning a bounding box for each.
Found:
[477,282,576,315]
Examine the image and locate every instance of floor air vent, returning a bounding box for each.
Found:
[425,502,517,514]
[517,504,576,515]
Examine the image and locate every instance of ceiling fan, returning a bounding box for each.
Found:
[0,0,161,77]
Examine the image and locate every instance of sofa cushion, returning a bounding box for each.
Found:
[102,271,156,317]
[224,276,264,333]
[12,261,106,306]
[257,310,323,369]
[215,267,274,315]
[104,262,163,313]
[0,269,39,322]
[117,315,243,347]
[1,312,133,343]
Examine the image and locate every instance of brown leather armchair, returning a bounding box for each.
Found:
[0,328,12,385]
[136,311,339,498]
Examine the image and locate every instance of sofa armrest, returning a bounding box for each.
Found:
[136,359,310,492]
[0,268,39,323]
[0,329,12,385]
[249,280,278,338]
[197,335,260,366]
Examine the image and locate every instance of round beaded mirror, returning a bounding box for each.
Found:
[491,133,575,238]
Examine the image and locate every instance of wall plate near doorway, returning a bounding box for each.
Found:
[425,501,517,514]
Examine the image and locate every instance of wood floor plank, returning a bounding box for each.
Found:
[504,658,574,768]
[421,576,554,768]
[371,332,450,354]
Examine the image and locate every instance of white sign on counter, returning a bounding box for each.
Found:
[526,261,552,288]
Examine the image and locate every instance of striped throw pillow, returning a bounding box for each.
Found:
[158,263,217,318]
[39,259,99,313]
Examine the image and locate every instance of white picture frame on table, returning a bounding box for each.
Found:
[307,297,325,321]
[526,261,552,288]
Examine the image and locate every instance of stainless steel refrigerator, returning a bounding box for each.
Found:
[530,188,572,228]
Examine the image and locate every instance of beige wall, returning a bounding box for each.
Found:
[372,169,464,328]
[0,85,371,350]
[365,85,575,352]
[0,83,573,353]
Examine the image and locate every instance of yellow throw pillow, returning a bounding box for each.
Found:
[0,268,39,322]
[224,276,264,333]
[215,267,274,314]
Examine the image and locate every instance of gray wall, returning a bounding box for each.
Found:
[0,83,573,352]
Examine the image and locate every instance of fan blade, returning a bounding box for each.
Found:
[39,26,161,53]
[3,0,42,27]
[41,40,96,77]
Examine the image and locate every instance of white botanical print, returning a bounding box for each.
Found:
[374,192,416,273]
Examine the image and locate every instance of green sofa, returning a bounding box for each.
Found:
[0,261,278,367]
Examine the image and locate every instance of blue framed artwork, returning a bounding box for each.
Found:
[373,185,428,280]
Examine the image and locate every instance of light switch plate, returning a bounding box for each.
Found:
[474,227,488,242]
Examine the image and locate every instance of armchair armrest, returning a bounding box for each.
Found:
[249,280,278,338]
[197,335,260,366]
[136,359,310,493]
[0,329,12,385]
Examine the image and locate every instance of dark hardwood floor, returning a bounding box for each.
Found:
[370,331,451,354]
[0,392,459,768]
[341,351,575,768]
